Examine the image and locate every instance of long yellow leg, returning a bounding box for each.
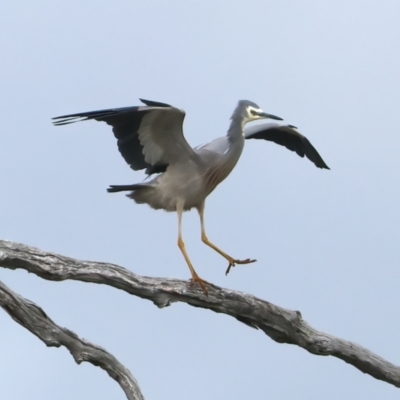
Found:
[177,204,208,294]
[197,203,256,275]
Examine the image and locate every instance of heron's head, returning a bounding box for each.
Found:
[233,100,283,124]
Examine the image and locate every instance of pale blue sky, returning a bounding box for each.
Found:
[1,1,399,399]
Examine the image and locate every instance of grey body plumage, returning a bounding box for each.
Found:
[53,98,329,293]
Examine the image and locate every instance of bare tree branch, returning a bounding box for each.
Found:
[0,277,144,400]
[1,239,399,389]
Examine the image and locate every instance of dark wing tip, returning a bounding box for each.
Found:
[139,98,172,108]
[319,162,330,170]
[246,124,330,170]
[301,136,330,169]
[52,116,85,126]
[52,106,139,127]
[316,162,330,170]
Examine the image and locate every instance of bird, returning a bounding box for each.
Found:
[53,98,329,294]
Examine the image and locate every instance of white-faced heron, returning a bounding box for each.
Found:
[53,99,329,293]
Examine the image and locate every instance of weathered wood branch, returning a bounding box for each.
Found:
[1,239,399,389]
[0,277,144,400]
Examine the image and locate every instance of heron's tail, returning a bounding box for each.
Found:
[107,184,149,193]
[108,182,162,208]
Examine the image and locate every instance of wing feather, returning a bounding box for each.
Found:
[245,123,329,169]
[138,107,196,166]
[52,99,195,173]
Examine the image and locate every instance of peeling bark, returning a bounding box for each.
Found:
[0,240,399,390]
[0,278,144,400]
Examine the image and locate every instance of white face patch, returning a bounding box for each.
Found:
[247,106,264,120]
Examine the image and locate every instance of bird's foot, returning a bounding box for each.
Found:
[189,274,209,295]
[225,258,257,275]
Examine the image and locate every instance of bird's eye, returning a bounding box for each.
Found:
[250,109,258,116]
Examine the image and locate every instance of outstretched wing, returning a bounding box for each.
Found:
[52,99,197,174]
[245,123,329,169]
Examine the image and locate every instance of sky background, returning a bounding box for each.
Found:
[1,1,400,399]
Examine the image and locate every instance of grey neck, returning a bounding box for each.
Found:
[227,116,246,144]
